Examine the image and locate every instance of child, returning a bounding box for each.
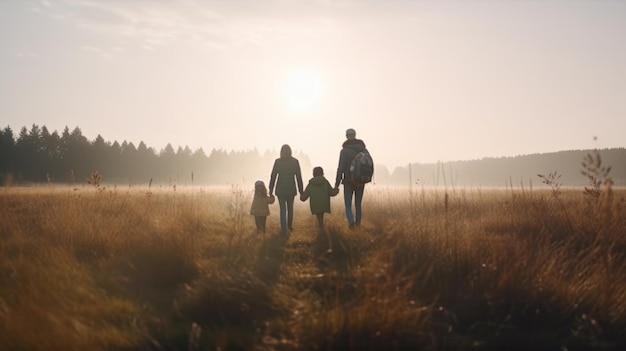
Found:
[300,167,340,227]
[250,180,275,233]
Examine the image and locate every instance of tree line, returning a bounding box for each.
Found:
[383,148,626,188]
[2,124,624,188]
[0,124,311,187]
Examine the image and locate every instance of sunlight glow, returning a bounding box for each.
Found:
[283,67,324,115]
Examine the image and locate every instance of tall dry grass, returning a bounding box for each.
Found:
[0,183,625,350]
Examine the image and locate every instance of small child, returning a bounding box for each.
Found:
[300,166,340,227]
[250,180,275,233]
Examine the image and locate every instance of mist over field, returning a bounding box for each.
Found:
[0,125,626,191]
[2,124,626,189]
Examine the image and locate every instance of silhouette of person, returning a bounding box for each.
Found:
[269,144,304,237]
[300,166,340,227]
[250,180,275,234]
[334,128,367,228]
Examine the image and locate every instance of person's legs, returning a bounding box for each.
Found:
[316,213,324,227]
[286,196,295,230]
[355,185,365,226]
[254,216,264,232]
[278,196,288,236]
[343,182,355,226]
[259,216,267,233]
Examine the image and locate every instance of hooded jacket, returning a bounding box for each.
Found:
[335,138,366,188]
[301,175,339,214]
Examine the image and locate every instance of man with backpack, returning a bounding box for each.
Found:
[334,128,373,228]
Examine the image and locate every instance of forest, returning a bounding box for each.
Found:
[0,124,310,187]
[1,124,625,188]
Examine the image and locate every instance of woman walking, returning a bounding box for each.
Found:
[269,144,304,237]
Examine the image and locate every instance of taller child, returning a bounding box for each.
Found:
[334,128,368,228]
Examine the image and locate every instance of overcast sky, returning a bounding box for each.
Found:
[1,0,625,173]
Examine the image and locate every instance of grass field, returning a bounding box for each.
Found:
[1,183,625,350]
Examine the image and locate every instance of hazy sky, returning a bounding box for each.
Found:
[1,0,625,173]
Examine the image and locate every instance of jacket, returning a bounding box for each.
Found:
[250,194,275,216]
[269,156,304,197]
[335,139,366,187]
[300,176,339,214]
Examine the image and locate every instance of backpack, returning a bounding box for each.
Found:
[350,150,374,186]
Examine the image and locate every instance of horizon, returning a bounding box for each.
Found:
[1,1,625,172]
[4,122,625,173]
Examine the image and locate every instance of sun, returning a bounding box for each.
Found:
[282,67,324,114]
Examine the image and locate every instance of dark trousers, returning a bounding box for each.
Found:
[316,213,325,227]
[277,195,295,236]
[254,216,267,233]
[343,182,364,226]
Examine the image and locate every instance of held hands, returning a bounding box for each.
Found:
[299,190,310,202]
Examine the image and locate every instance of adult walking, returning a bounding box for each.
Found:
[269,144,304,237]
[334,128,369,228]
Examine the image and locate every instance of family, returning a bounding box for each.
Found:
[249,128,370,236]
